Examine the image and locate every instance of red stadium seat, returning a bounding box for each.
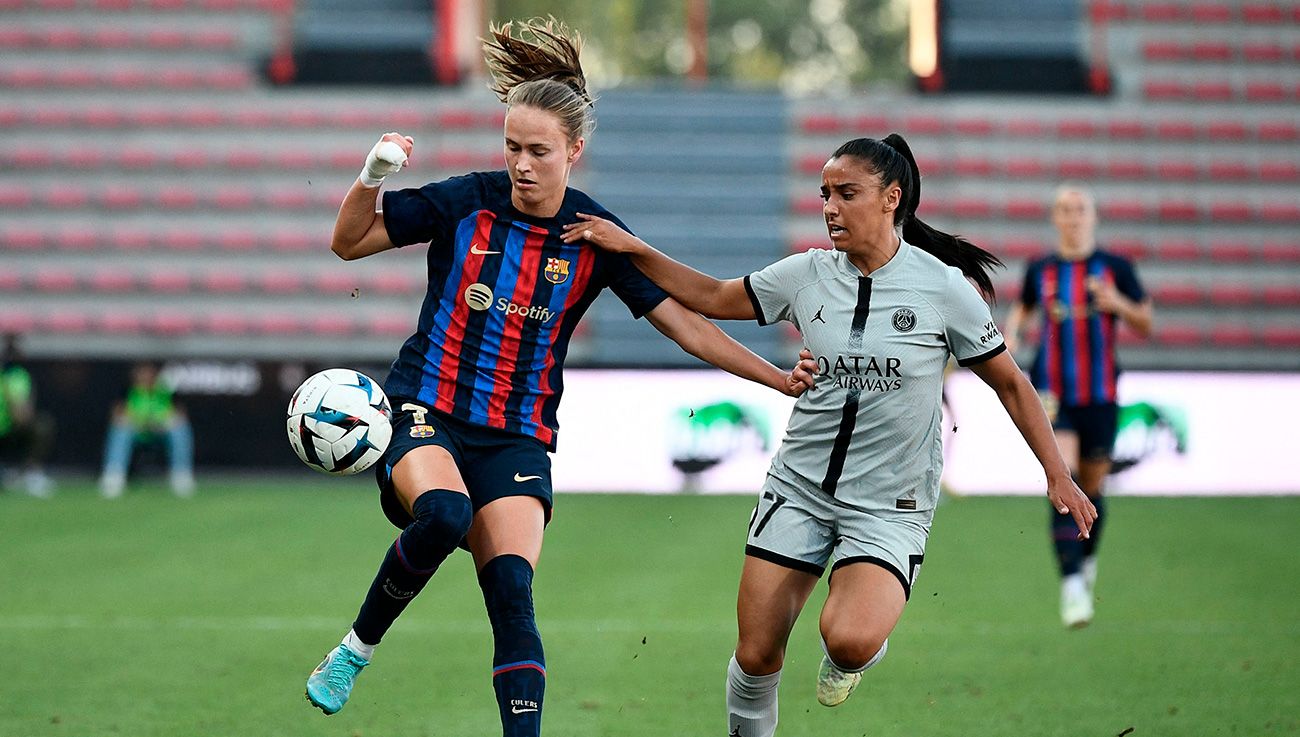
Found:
[949,198,992,219]
[254,314,303,336]
[1244,82,1287,102]
[265,190,311,210]
[368,314,416,338]
[795,153,824,175]
[1106,159,1151,179]
[98,313,145,335]
[158,229,203,251]
[1057,158,1099,178]
[1142,40,1184,61]
[1208,202,1252,223]
[33,268,79,292]
[1258,162,1298,182]
[200,272,249,293]
[0,270,22,291]
[0,311,36,334]
[1242,41,1285,62]
[1262,285,1300,306]
[1056,120,1099,139]
[1241,3,1285,23]
[1153,120,1197,140]
[1191,80,1234,101]
[53,228,98,251]
[212,187,256,210]
[213,230,258,251]
[1104,238,1146,260]
[1155,160,1198,180]
[1208,284,1255,306]
[1143,80,1186,100]
[146,270,191,293]
[1155,323,1203,347]
[952,156,995,177]
[1205,240,1253,262]
[1106,119,1147,140]
[1205,120,1248,141]
[157,188,200,210]
[1209,324,1254,347]
[307,315,355,337]
[901,114,946,135]
[1148,282,1203,305]
[269,231,314,252]
[800,114,842,134]
[1005,119,1046,138]
[1099,201,1151,221]
[101,186,145,210]
[149,313,195,336]
[1206,160,1251,180]
[88,268,137,293]
[1,227,44,251]
[1260,242,1300,263]
[1260,203,1300,223]
[1005,199,1048,221]
[206,313,251,336]
[1141,2,1187,21]
[1006,157,1048,178]
[1190,41,1232,60]
[1157,200,1200,222]
[314,271,361,294]
[953,117,997,137]
[43,311,91,334]
[1189,2,1232,22]
[44,184,89,210]
[371,271,423,295]
[1257,121,1298,142]
[109,227,152,250]
[1260,326,1300,348]
[258,271,305,294]
[997,238,1048,260]
[1153,240,1200,261]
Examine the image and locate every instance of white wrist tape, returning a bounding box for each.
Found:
[359,140,407,188]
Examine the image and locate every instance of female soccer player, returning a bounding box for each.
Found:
[565,134,1096,737]
[303,18,816,737]
[1003,183,1153,628]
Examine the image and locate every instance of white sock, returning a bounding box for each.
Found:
[1082,556,1098,592]
[726,654,780,737]
[821,637,888,674]
[343,629,375,661]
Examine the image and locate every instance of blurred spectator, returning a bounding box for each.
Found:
[99,362,195,498]
[0,333,55,497]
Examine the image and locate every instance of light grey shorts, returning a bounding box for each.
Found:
[744,472,933,599]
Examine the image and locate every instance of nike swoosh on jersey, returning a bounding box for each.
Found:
[514,473,542,482]
[511,706,539,714]
[470,245,501,255]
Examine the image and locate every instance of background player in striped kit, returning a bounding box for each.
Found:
[1003,183,1153,628]
[567,134,1096,737]
[303,18,818,737]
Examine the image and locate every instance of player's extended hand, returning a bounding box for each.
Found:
[783,348,818,397]
[359,132,414,188]
[561,213,644,253]
[1087,277,1126,315]
[1047,474,1096,540]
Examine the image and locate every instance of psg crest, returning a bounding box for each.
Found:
[544,257,570,285]
[892,308,917,332]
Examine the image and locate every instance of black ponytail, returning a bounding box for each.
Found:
[831,134,1003,299]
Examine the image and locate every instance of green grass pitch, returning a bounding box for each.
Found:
[1,481,1296,736]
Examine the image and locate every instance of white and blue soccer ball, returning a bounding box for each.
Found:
[286,368,393,475]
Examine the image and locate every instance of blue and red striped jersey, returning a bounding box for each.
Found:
[1019,249,1145,406]
[380,171,668,448]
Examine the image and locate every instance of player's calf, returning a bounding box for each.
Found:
[480,554,545,737]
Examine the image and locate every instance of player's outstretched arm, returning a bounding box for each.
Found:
[968,350,1096,539]
[645,299,816,397]
[330,133,412,261]
[561,213,755,320]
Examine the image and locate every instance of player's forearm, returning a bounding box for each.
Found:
[678,318,787,393]
[1119,299,1154,337]
[987,369,1071,482]
[331,181,382,258]
[626,242,730,318]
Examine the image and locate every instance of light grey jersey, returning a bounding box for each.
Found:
[744,242,1005,513]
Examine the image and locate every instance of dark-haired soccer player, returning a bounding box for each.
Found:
[569,134,1095,737]
[302,18,816,737]
[1004,182,1153,628]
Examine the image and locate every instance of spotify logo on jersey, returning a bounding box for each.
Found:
[465,283,494,311]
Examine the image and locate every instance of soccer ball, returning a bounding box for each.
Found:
[286,368,393,475]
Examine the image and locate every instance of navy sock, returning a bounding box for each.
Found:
[480,554,545,737]
[352,489,472,646]
[1051,479,1084,577]
[1082,494,1105,559]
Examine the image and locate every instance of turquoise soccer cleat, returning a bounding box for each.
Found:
[305,644,369,715]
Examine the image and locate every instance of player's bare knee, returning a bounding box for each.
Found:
[734,643,785,676]
[823,633,885,671]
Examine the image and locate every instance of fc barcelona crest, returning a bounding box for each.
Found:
[544,257,570,285]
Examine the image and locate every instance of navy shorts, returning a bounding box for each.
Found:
[375,397,553,530]
[1052,403,1119,462]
